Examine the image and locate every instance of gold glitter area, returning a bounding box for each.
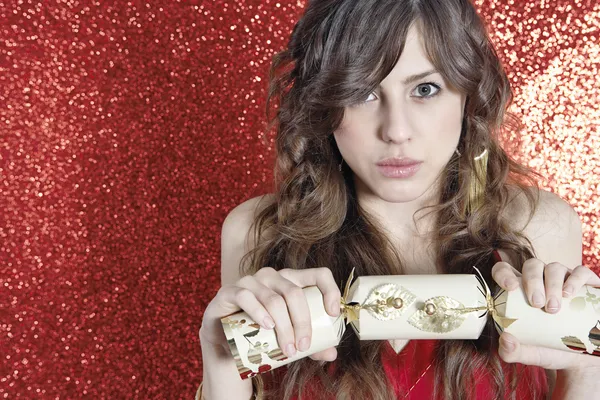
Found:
[476,3,600,267]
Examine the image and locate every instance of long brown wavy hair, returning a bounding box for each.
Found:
[239,0,546,399]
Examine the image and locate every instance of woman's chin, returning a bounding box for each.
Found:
[371,185,430,204]
[378,192,425,203]
[355,174,436,203]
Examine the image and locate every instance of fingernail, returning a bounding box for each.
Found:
[563,285,574,297]
[286,343,297,357]
[546,297,560,312]
[504,278,518,290]
[297,337,310,352]
[501,337,515,352]
[532,291,545,307]
[263,316,275,329]
[330,301,340,316]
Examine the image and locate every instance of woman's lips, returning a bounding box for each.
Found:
[376,162,422,178]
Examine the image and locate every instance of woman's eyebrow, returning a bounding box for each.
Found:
[401,69,439,85]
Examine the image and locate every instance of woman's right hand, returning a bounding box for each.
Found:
[199,267,342,361]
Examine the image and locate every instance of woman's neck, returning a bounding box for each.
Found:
[355,179,442,275]
[356,183,440,241]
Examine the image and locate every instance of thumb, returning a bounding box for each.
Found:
[308,346,337,362]
[498,331,595,370]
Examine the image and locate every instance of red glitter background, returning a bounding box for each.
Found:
[1,0,599,398]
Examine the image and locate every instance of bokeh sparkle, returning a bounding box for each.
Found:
[1,0,598,398]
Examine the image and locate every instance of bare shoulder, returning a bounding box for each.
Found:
[503,185,582,267]
[220,194,276,286]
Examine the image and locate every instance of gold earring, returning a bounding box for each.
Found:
[338,159,344,172]
[464,148,488,215]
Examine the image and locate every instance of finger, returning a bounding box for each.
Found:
[239,275,298,358]
[543,262,568,314]
[265,279,313,354]
[308,347,338,362]
[499,331,600,370]
[491,261,520,291]
[562,265,600,298]
[522,258,546,308]
[201,285,274,346]
[279,267,342,317]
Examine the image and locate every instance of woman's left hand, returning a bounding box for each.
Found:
[491,258,600,372]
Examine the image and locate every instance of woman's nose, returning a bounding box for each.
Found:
[380,108,413,143]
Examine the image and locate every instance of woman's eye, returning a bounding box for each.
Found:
[352,82,441,107]
[363,92,378,102]
[412,82,441,99]
[352,92,377,107]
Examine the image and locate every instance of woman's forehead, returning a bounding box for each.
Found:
[379,25,439,87]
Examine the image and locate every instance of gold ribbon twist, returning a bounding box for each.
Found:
[340,267,361,325]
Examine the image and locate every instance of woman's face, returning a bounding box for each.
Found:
[333,24,466,204]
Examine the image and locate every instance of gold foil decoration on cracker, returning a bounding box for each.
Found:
[340,268,416,325]
[404,268,518,334]
[408,296,469,333]
[361,283,417,321]
[339,266,518,335]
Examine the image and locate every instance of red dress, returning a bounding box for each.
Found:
[381,338,548,399]
[285,339,547,399]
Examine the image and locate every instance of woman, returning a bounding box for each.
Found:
[199,0,600,399]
